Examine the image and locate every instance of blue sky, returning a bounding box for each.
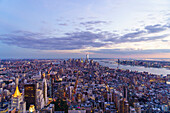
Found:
[0,0,170,59]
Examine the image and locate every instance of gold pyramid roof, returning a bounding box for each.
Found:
[13,86,22,97]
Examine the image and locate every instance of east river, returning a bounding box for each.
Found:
[95,59,170,76]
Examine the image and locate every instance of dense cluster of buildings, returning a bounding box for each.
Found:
[0,57,169,113]
[118,59,170,69]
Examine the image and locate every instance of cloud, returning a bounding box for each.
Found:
[164,24,170,28]
[145,24,167,33]
[104,31,168,43]
[86,27,94,30]
[80,20,108,25]
[77,17,85,20]
[162,40,169,42]
[0,31,105,50]
[41,21,47,24]
[58,23,68,26]
[104,23,170,43]
[94,29,102,32]
[0,23,169,51]
[88,49,170,55]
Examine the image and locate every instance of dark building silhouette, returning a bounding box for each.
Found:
[123,85,128,100]
[24,84,36,110]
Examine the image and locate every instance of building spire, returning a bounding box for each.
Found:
[13,77,22,97]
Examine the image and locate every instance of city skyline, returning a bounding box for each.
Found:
[0,0,170,59]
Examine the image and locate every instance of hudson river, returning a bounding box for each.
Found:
[95,59,170,76]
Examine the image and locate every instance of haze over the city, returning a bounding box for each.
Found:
[0,0,170,59]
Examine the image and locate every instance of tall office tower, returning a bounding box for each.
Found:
[48,75,54,98]
[39,70,41,77]
[24,84,36,110]
[117,59,120,69]
[90,59,93,65]
[11,77,23,110]
[120,98,129,113]
[134,102,141,113]
[123,85,128,100]
[59,68,63,75]
[36,89,45,110]
[119,98,125,113]
[20,102,26,113]
[86,54,89,61]
[56,83,65,100]
[51,78,55,98]
[49,77,52,98]
[113,92,120,111]
[68,86,74,100]
[0,88,3,102]
[124,100,129,113]
[76,93,82,103]
[42,74,48,105]
[107,93,112,102]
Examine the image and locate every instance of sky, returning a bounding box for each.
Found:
[0,0,170,59]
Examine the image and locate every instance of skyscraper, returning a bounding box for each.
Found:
[36,89,45,110]
[123,85,128,100]
[24,84,36,110]
[20,101,26,113]
[42,73,48,105]
[86,54,89,61]
[11,77,23,110]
